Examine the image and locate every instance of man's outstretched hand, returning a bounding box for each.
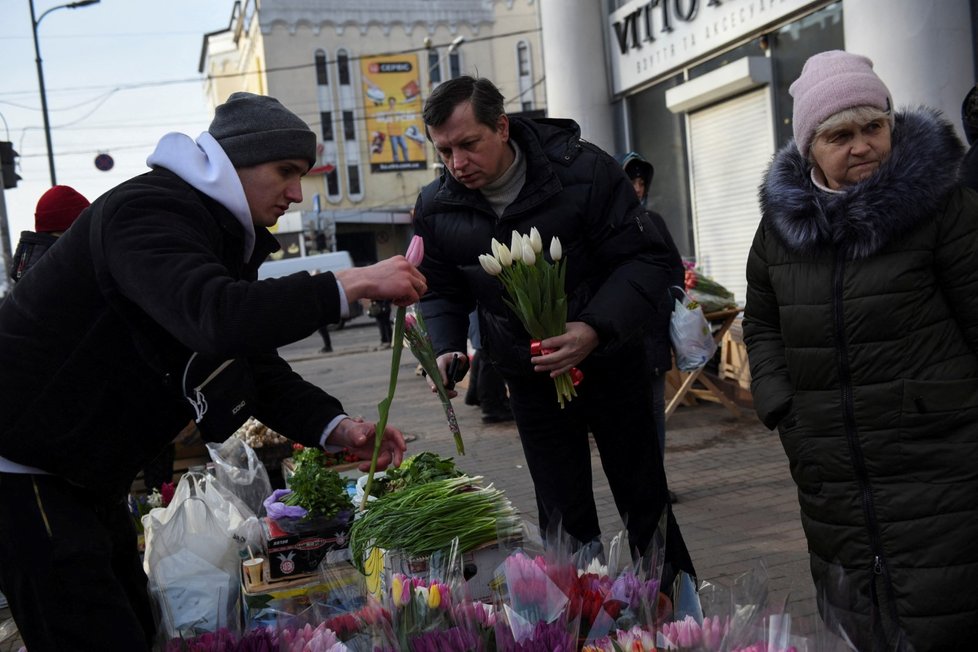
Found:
[329,416,407,472]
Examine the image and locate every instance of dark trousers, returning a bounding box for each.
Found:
[0,473,155,651]
[467,350,510,414]
[505,362,694,582]
[377,315,393,344]
[318,325,332,351]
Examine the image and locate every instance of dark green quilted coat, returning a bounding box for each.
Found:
[744,109,978,650]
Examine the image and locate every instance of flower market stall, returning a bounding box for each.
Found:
[126,235,844,652]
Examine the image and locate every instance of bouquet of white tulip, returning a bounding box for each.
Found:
[479,227,582,408]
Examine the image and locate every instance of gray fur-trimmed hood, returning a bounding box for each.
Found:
[759,108,965,260]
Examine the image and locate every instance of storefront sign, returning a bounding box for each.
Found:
[360,53,428,172]
[608,0,821,94]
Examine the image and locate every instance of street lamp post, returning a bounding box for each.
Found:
[29,0,100,187]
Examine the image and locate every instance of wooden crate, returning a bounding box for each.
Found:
[719,318,751,391]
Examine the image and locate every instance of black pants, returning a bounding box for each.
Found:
[505,362,694,582]
[0,473,155,651]
[376,315,393,344]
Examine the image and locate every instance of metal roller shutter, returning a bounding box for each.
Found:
[687,88,774,305]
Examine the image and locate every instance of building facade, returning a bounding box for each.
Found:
[541,0,976,304]
[200,0,544,265]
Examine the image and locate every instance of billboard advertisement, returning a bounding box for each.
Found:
[360,54,427,172]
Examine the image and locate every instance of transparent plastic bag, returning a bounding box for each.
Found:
[206,435,272,517]
[669,288,718,372]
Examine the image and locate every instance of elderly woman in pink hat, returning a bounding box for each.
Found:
[744,50,978,649]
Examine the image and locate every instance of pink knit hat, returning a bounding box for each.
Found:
[789,50,892,156]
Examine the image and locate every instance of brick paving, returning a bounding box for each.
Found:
[0,316,824,649]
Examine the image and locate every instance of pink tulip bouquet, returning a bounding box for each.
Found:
[479,228,582,408]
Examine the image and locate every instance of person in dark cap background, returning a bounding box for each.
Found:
[0,91,426,650]
[9,184,90,283]
[616,150,682,504]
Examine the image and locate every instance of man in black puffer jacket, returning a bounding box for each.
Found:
[413,76,693,584]
[0,92,424,650]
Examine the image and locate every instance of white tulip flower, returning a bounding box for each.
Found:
[479,254,502,276]
[550,237,563,261]
[497,242,513,267]
[529,227,543,254]
[522,239,536,266]
[510,230,523,261]
[491,238,502,259]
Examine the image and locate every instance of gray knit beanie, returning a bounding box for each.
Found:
[209,92,317,168]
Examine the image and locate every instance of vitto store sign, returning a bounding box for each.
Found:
[608,0,820,94]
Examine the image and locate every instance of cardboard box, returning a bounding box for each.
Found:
[262,516,351,580]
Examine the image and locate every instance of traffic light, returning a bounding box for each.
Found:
[0,141,21,189]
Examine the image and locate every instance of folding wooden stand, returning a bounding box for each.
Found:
[665,307,743,420]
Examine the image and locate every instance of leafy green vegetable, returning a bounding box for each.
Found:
[282,447,352,519]
[373,451,462,496]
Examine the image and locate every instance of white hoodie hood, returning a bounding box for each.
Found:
[146,132,256,261]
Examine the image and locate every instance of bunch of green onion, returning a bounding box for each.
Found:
[349,475,522,574]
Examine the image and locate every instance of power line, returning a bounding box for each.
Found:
[0,26,542,99]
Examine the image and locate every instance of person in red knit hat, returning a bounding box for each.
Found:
[9,184,90,283]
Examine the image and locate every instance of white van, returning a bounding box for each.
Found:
[258,250,355,280]
[258,251,364,324]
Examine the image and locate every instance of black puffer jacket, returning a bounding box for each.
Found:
[0,168,346,498]
[414,117,681,378]
[744,109,978,648]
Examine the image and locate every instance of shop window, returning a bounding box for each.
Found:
[627,73,692,257]
[338,51,351,86]
[449,51,461,79]
[428,49,442,85]
[768,1,843,147]
[315,50,328,86]
[348,165,361,195]
[517,42,530,76]
[320,112,333,142]
[326,168,339,196]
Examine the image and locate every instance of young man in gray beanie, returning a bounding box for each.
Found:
[0,91,426,650]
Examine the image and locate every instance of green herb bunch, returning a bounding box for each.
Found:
[282,446,352,519]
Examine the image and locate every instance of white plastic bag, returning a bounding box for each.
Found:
[142,472,261,639]
[669,288,718,371]
[206,435,272,517]
[143,472,246,638]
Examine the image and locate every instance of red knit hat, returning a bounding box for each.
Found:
[34,185,90,233]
